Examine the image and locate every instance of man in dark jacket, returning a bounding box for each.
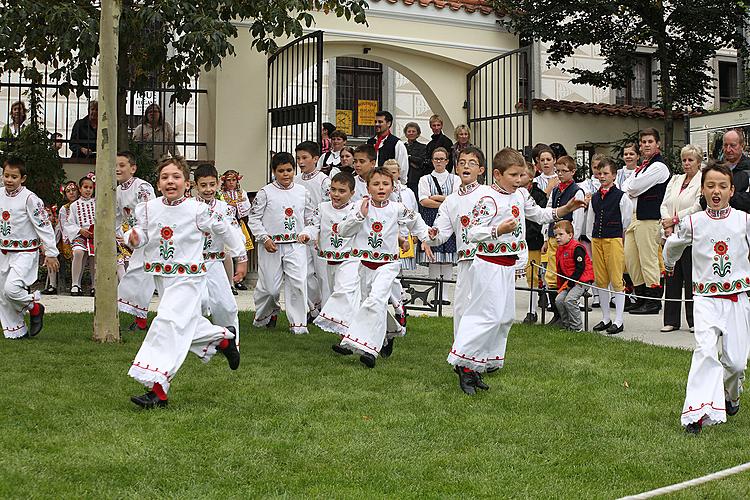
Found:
[366,110,408,182]
[425,114,454,173]
[719,129,750,212]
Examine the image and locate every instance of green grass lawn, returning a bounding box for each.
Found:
[1,313,749,499]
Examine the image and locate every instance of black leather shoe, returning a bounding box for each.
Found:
[472,372,489,391]
[593,321,611,332]
[454,366,476,395]
[685,421,702,434]
[89,288,95,297]
[726,400,740,416]
[332,343,353,355]
[231,287,239,296]
[41,285,57,295]
[522,312,538,324]
[606,323,624,335]
[131,391,168,409]
[486,366,500,374]
[29,303,45,337]
[547,314,562,326]
[267,315,277,328]
[235,282,248,291]
[128,321,147,332]
[380,337,394,358]
[359,353,376,368]
[219,327,240,370]
[71,285,83,297]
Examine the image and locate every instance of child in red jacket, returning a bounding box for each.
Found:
[553,220,594,331]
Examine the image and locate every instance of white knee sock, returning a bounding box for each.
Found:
[600,290,611,323]
[613,292,626,326]
[72,251,84,287]
[530,290,538,314]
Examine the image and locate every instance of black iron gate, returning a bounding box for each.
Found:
[466,46,533,167]
[267,31,324,175]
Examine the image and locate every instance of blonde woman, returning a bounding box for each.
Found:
[451,124,472,167]
[659,144,703,332]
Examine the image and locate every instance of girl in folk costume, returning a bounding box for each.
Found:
[116,152,157,331]
[424,146,490,336]
[663,162,750,434]
[418,147,460,282]
[65,174,96,296]
[298,172,360,344]
[336,167,432,368]
[329,145,355,178]
[0,158,59,338]
[193,164,245,337]
[449,148,586,395]
[42,181,79,295]
[220,169,253,291]
[126,157,246,409]
[247,152,311,334]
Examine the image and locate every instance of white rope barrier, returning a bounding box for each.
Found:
[530,262,694,303]
[617,461,750,499]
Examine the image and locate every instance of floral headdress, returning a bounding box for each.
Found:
[220,170,242,191]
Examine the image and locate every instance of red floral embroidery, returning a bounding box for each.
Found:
[372,221,383,233]
[284,207,294,217]
[714,241,728,256]
[511,206,520,218]
[332,223,339,233]
[460,215,470,227]
[1,211,9,221]
[160,226,174,240]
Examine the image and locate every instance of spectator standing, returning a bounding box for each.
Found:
[715,129,750,212]
[320,122,335,155]
[70,101,98,158]
[404,122,428,196]
[451,124,473,168]
[132,103,180,161]
[1,101,27,149]
[425,114,454,173]
[658,145,703,332]
[317,130,347,175]
[616,142,639,189]
[366,110,408,183]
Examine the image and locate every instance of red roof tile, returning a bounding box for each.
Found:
[371,0,496,15]
[531,99,699,119]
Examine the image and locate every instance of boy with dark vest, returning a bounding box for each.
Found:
[542,155,585,325]
[553,220,595,332]
[622,128,671,315]
[585,158,632,334]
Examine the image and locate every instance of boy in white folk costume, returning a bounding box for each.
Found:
[351,145,375,202]
[337,166,432,368]
[65,174,96,296]
[126,157,246,409]
[449,148,586,395]
[424,146,489,336]
[194,164,245,337]
[116,152,156,332]
[294,140,331,319]
[248,152,310,334]
[663,162,750,434]
[298,172,360,348]
[0,158,59,339]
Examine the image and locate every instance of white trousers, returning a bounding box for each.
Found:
[306,247,330,313]
[341,262,403,357]
[127,275,234,393]
[681,294,750,427]
[389,278,405,315]
[0,251,38,338]
[314,260,361,335]
[117,247,155,319]
[452,260,473,336]
[253,243,308,334]
[201,260,240,336]
[448,258,515,373]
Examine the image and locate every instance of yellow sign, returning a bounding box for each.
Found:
[336,109,353,136]
[357,99,379,126]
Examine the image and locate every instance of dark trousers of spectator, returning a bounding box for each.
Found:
[663,247,693,329]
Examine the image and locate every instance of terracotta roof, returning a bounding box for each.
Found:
[531,99,700,119]
[371,0,496,15]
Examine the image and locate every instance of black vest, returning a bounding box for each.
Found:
[635,154,671,221]
[367,133,399,166]
[548,182,582,237]
[591,187,625,238]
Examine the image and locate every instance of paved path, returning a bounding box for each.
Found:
[43,270,695,350]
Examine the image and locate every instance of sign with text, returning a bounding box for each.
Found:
[336,109,353,136]
[357,99,378,126]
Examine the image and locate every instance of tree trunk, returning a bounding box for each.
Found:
[93,0,122,343]
[116,23,130,152]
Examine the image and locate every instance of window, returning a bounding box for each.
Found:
[615,55,652,107]
[719,61,738,109]
[336,57,383,138]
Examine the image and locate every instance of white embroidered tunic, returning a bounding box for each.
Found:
[65,197,96,243]
[301,200,354,261]
[295,169,331,225]
[116,177,155,236]
[339,199,430,263]
[664,207,750,296]
[247,181,310,244]
[221,189,251,218]
[0,186,58,255]
[352,175,368,202]
[126,196,245,276]
[197,196,244,261]
[430,182,495,261]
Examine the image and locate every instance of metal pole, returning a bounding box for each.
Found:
[93,0,122,342]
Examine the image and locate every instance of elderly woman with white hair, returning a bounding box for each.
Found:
[658,144,704,333]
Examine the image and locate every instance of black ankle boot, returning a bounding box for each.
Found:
[630,286,661,315]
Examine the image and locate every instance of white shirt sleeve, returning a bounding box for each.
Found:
[246,188,269,241]
[572,190,585,240]
[626,161,670,198]
[395,141,409,185]
[418,175,431,202]
[663,215,693,270]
